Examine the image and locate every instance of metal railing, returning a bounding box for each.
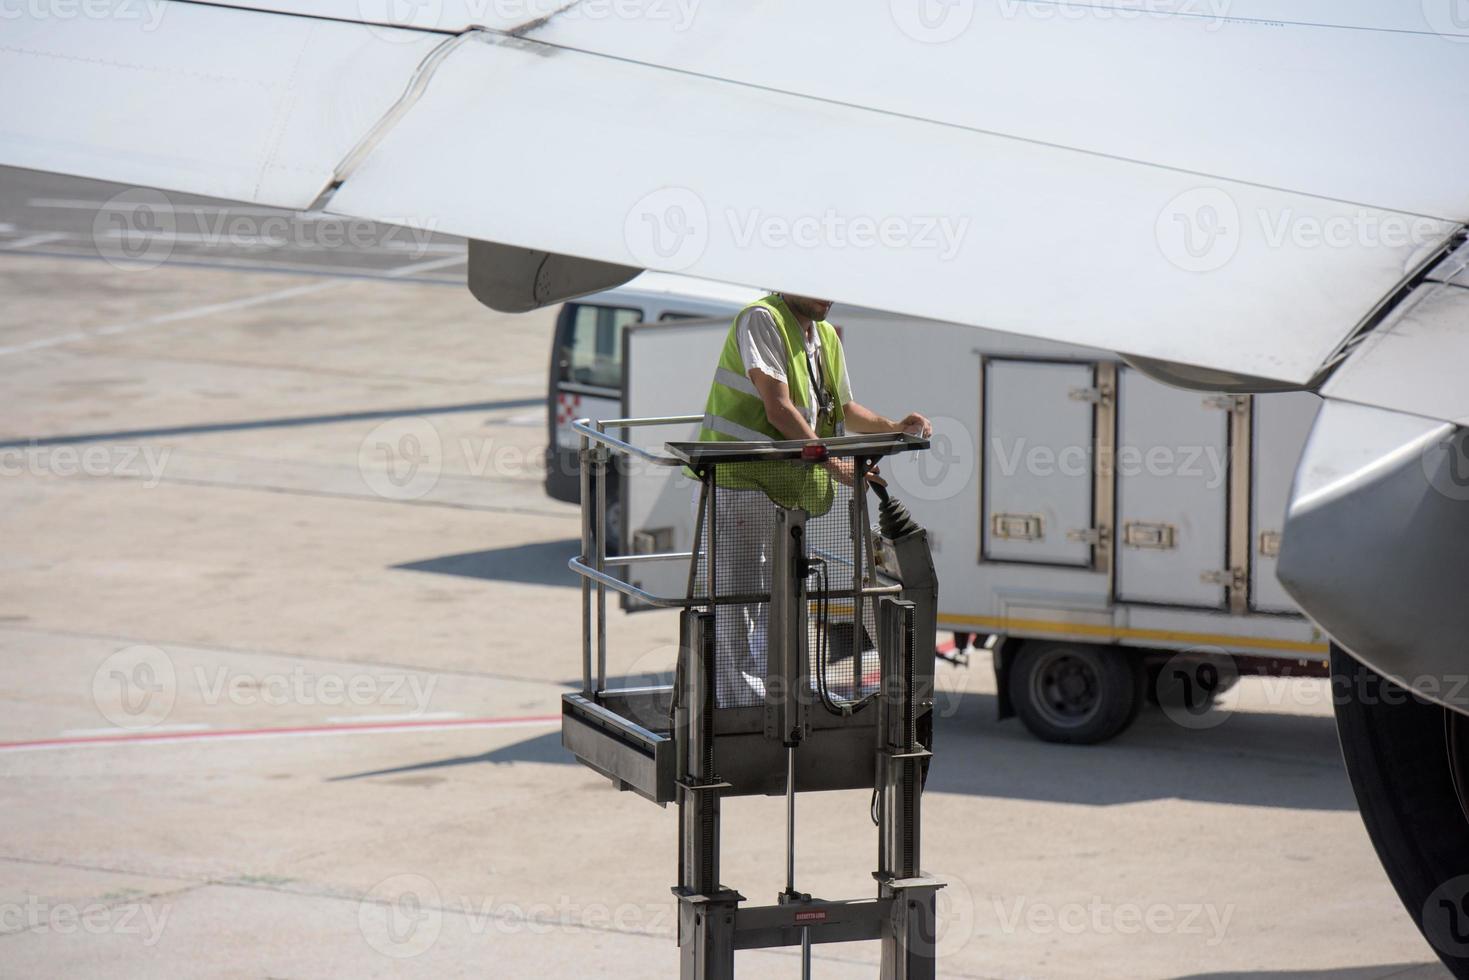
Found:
[566,414,908,697]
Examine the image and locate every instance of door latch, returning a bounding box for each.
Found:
[1201,567,1248,591]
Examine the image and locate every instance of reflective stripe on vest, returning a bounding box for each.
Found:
[693,295,846,514]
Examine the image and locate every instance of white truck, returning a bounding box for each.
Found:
[548,281,1329,744]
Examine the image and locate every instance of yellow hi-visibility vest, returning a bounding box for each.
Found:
[696,295,848,515]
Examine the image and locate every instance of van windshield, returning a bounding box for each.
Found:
[560,303,641,389]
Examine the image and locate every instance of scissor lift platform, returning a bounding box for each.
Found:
[562,417,942,979]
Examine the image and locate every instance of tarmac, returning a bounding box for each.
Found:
[0,167,1453,978]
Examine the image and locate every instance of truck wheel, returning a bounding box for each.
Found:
[1008,641,1142,744]
[1332,644,1469,978]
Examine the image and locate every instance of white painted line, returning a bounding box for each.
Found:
[0,252,466,358]
[89,280,342,337]
[323,711,462,724]
[97,230,465,255]
[28,199,365,222]
[60,723,212,737]
[381,254,467,278]
[2,231,66,249]
[0,714,558,753]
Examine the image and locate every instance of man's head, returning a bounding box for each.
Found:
[779,293,834,321]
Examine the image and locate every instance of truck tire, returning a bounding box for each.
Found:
[1008,641,1142,745]
[1332,644,1469,978]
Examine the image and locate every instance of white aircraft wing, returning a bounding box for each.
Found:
[3,0,1465,386]
[3,0,1469,702]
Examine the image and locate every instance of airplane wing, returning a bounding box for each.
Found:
[3,0,1468,704]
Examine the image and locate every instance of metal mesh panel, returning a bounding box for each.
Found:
[691,460,878,709]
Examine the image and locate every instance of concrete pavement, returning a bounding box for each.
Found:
[0,171,1453,978]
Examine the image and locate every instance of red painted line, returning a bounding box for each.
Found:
[0,714,562,752]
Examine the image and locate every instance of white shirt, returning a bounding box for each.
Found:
[734,306,853,429]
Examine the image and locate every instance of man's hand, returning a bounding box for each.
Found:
[825,458,884,488]
[898,413,932,438]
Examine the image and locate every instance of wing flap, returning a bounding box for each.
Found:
[329,31,1458,384]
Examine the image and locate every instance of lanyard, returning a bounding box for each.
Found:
[803,330,833,429]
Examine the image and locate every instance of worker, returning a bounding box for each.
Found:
[694,292,931,705]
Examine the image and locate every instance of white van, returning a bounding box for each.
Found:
[542,273,747,510]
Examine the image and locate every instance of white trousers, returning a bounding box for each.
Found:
[693,486,774,706]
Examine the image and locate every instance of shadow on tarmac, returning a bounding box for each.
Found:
[0,397,539,449]
[326,732,572,782]
[925,688,1354,811]
[394,539,581,589]
[328,679,1355,812]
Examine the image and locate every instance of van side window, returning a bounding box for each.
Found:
[658,311,703,322]
[562,304,641,389]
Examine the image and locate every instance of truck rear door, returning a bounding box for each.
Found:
[982,359,1096,567]
[1114,368,1230,608]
